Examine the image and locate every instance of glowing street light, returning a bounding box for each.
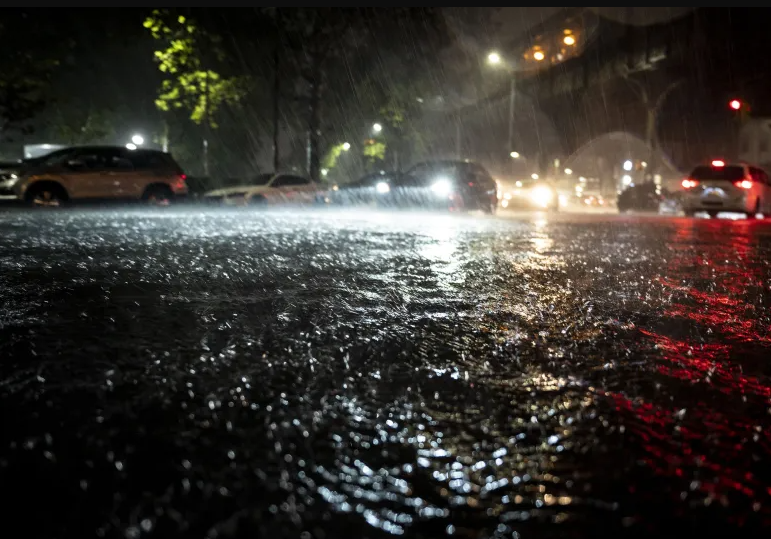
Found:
[531,173,539,180]
[623,160,633,171]
[372,123,383,134]
[533,51,545,61]
[487,51,502,65]
[564,168,573,175]
[563,35,576,46]
[342,142,351,151]
[510,151,520,159]
[131,134,144,146]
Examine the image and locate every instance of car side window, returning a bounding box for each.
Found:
[273,175,309,188]
[70,151,106,171]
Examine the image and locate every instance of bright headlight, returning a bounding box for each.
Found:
[530,185,554,207]
[430,177,452,195]
[375,181,390,194]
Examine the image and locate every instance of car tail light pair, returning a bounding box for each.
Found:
[681,178,753,189]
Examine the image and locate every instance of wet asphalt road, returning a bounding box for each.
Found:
[1,207,770,539]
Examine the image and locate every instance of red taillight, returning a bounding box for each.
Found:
[733,179,753,189]
[682,179,699,189]
[173,174,187,190]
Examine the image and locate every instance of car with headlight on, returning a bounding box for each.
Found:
[396,160,498,213]
[499,179,559,211]
[681,160,770,218]
[203,173,321,206]
[328,171,398,206]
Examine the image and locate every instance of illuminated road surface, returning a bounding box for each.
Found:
[1,207,769,538]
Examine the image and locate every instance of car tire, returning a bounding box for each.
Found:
[25,182,68,207]
[747,200,762,219]
[142,185,174,206]
[482,201,497,214]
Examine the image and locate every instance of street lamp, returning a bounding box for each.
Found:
[533,51,545,61]
[131,134,144,146]
[372,123,382,134]
[510,151,520,159]
[486,51,517,170]
[564,168,573,175]
[623,160,633,171]
[342,142,351,151]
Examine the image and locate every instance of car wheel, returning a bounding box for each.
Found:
[25,183,68,207]
[707,210,719,218]
[747,199,762,219]
[142,185,174,206]
[481,201,497,214]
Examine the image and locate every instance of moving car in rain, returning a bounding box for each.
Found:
[680,160,770,218]
[395,160,498,213]
[0,146,187,206]
[203,173,321,207]
[499,178,560,211]
[328,171,398,206]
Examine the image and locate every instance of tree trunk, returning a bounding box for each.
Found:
[202,71,210,177]
[272,16,282,173]
[306,58,322,182]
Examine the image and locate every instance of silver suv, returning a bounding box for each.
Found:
[0,146,188,206]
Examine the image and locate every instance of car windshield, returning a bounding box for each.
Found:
[689,165,745,181]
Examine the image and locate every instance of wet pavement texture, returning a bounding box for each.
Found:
[1,208,770,539]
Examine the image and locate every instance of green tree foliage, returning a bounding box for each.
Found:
[48,106,117,145]
[144,11,248,128]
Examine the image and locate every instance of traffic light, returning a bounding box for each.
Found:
[729,99,742,111]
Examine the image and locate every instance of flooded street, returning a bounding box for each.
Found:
[1,208,770,538]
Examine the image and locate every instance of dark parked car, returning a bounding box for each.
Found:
[617,182,668,213]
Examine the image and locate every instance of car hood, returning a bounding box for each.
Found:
[204,185,270,197]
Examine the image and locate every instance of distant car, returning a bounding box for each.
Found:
[617,182,667,213]
[203,173,321,206]
[499,179,559,211]
[0,146,187,206]
[681,160,771,218]
[396,160,498,213]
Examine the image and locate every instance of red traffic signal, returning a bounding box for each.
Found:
[729,99,742,111]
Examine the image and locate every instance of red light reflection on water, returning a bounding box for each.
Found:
[610,219,771,519]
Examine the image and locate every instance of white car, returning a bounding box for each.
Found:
[203,173,322,206]
[681,160,771,218]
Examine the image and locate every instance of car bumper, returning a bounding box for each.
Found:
[682,193,751,213]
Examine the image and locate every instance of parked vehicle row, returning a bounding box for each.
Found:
[0,147,500,213]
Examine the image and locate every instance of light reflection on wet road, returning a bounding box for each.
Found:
[1,208,770,538]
